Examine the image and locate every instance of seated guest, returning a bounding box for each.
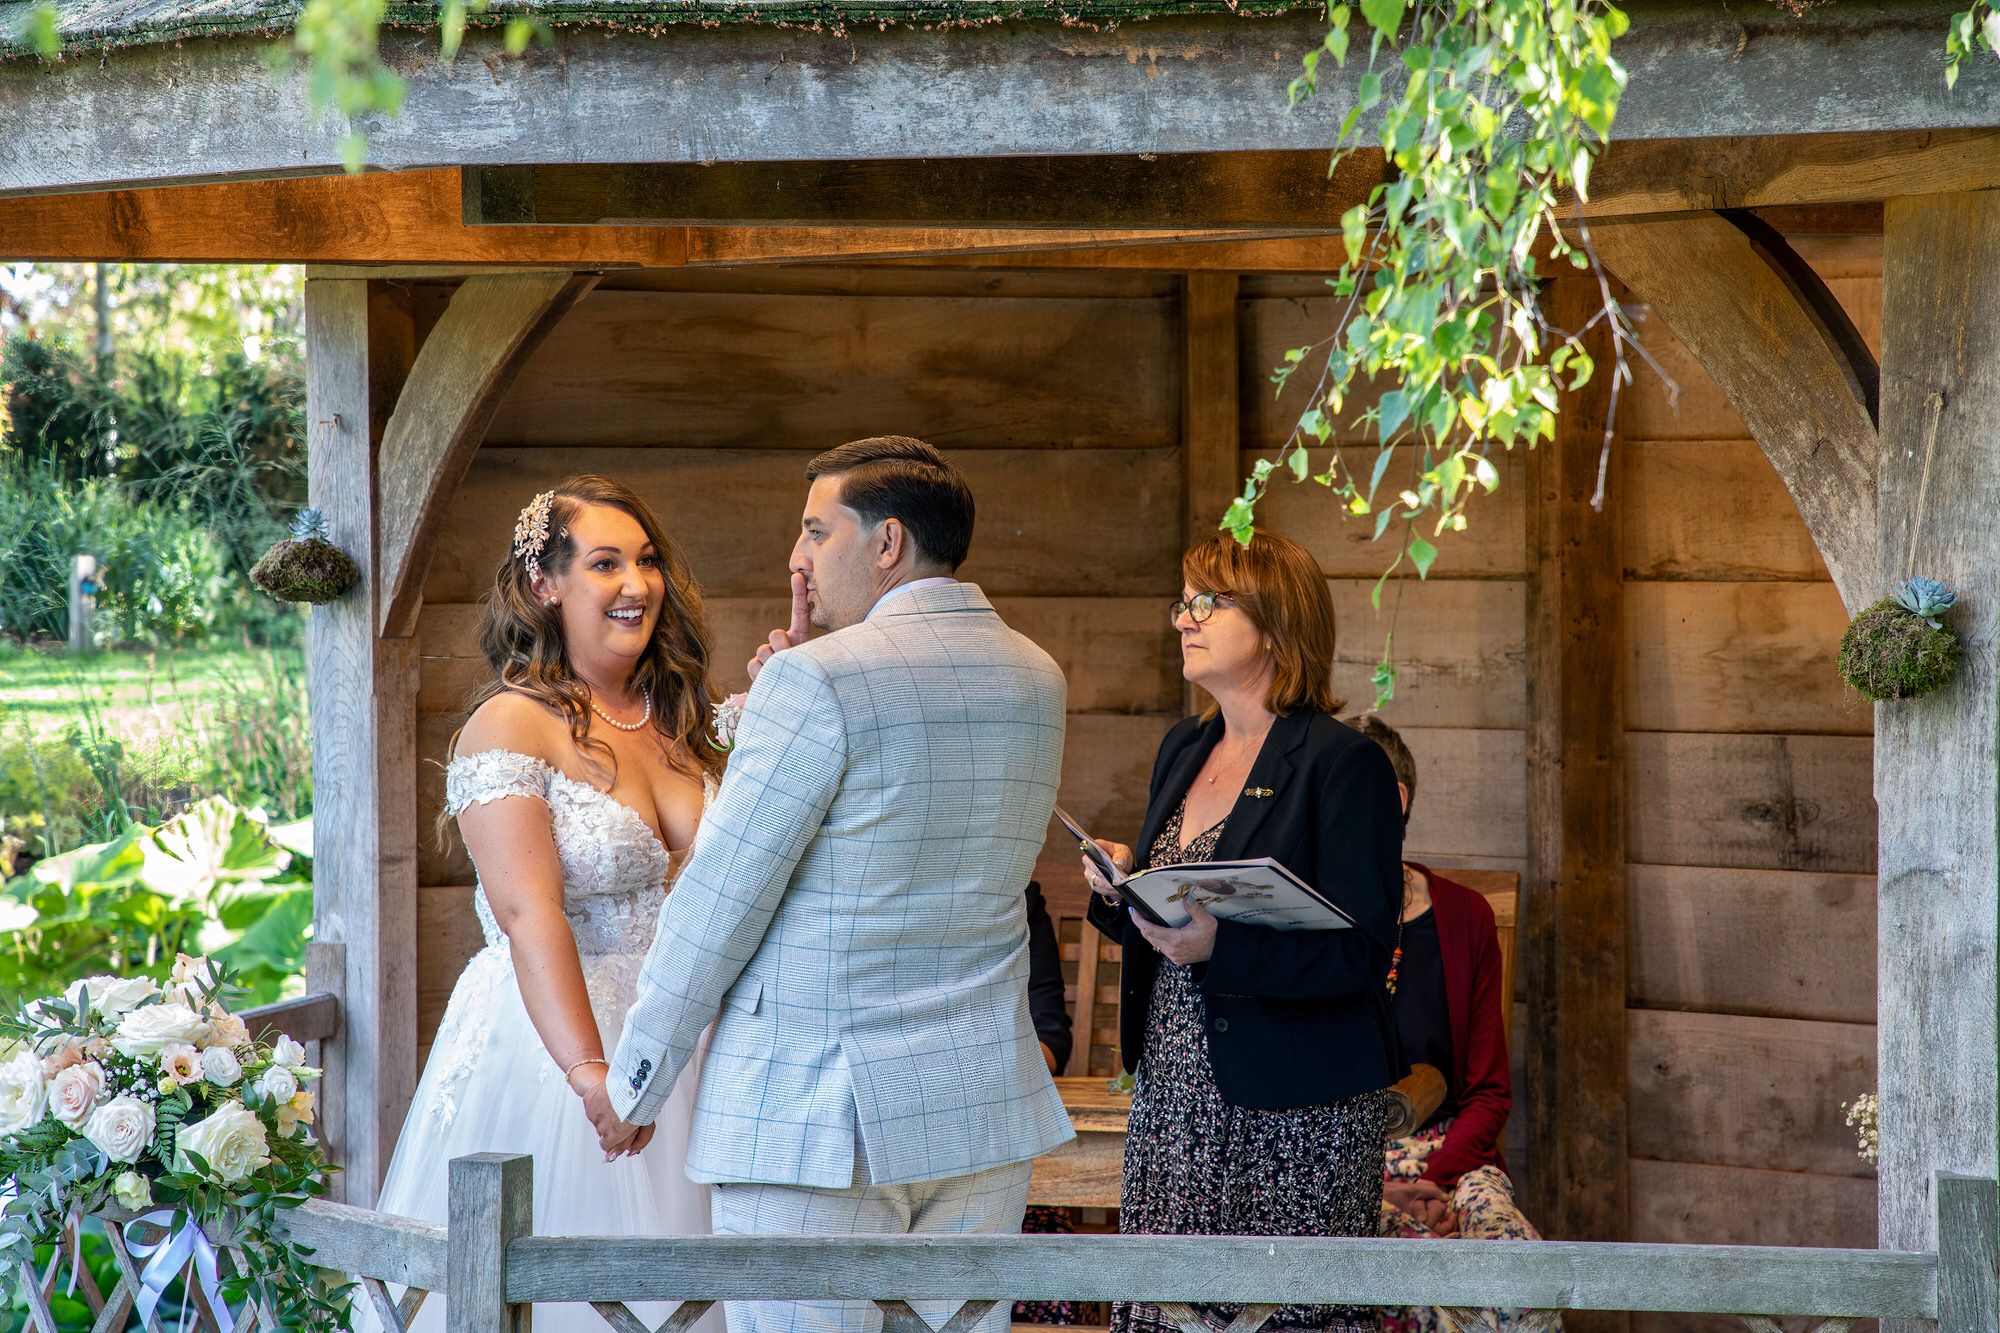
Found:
[1082,531,1406,1333]
[1342,714,1553,1333]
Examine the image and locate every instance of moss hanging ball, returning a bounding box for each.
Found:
[1836,576,1964,702]
[252,509,361,605]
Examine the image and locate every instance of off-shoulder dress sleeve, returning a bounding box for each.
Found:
[445,749,553,819]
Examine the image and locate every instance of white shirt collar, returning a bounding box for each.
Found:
[867,576,958,620]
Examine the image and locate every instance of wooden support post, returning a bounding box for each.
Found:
[1876,192,2000,1274]
[1522,271,1629,1273]
[305,278,421,1207]
[1934,1173,1999,1333]
[448,1154,534,1333]
[1182,272,1241,714]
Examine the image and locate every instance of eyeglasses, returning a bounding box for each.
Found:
[1169,591,1235,626]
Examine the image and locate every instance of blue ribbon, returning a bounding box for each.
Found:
[124,1210,235,1333]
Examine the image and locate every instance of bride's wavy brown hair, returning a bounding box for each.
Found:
[441,476,722,839]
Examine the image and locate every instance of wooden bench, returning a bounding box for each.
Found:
[1030,867,1520,1210]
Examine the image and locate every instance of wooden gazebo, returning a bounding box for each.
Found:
[3,2,1998,1319]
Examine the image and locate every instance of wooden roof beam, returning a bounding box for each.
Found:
[7,3,2000,197]
[468,131,2000,234]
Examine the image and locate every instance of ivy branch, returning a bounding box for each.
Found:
[1946,0,2000,85]
[1227,0,1649,708]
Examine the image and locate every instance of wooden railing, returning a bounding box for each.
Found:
[264,1155,1998,1333]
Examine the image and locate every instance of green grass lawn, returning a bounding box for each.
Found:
[0,644,296,743]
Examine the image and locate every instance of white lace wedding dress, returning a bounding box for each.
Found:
[365,749,721,1333]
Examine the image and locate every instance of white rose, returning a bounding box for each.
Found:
[270,1036,306,1070]
[1984,9,2000,52]
[252,1067,297,1106]
[64,975,159,1018]
[175,1103,269,1183]
[0,1051,48,1135]
[112,1004,208,1059]
[200,1047,242,1087]
[48,1061,106,1129]
[111,1170,153,1210]
[159,1044,201,1084]
[84,1095,155,1165]
[171,954,216,989]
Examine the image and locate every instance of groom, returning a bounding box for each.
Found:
[605,436,1074,1333]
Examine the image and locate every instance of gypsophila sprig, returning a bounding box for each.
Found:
[0,956,344,1332]
[1842,1092,1879,1166]
[1237,0,1652,706]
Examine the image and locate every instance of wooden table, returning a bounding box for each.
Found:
[1028,1076,1132,1210]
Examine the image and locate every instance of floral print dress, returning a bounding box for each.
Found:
[1111,799,1391,1333]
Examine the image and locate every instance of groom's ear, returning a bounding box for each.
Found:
[874,517,908,568]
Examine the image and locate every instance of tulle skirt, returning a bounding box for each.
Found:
[362,944,720,1333]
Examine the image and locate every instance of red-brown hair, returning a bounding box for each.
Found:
[1182,531,1345,718]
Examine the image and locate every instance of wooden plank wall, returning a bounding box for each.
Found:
[1617,232,1880,1321]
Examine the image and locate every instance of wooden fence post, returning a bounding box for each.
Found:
[448,1153,534,1333]
[1934,1173,1998,1333]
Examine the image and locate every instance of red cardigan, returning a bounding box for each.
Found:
[1407,864,1512,1188]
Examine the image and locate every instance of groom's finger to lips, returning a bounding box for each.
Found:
[788,572,811,642]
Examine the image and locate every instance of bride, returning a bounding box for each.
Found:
[367,476,726,1333]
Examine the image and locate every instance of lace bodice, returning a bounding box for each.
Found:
[445,749,700,957]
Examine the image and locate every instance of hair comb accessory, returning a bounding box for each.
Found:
[512,490,558,585]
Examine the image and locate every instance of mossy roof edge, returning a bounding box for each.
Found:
[0,0,1325,62]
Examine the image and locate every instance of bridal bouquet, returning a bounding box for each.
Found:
[0,955,345,1331]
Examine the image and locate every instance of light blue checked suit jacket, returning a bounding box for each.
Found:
[607,580,1075,1188]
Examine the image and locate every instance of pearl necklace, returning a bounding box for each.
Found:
[590,687,652,732]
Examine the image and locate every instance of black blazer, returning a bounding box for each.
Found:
[1088,709,1408,1109]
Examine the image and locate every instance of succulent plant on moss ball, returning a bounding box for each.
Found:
[1837,593,1964,703]
[251,509,360,605]
[1892,575,1958,629]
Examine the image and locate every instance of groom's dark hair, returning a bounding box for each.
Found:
[806,436,976,572]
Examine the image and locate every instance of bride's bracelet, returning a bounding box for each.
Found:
[562,1056,609,1089]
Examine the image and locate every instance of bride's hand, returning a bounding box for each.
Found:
[570,1065,644,1158]
[748,573,811,682]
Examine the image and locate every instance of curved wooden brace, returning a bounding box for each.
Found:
[1590,211,1880,611]
[377,271,598,639]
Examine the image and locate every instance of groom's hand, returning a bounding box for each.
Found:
[571,1065,650,1158]
[748,572,811,682]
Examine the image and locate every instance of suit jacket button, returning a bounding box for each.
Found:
[1212,1018,1229,1033]
[630,1058,652,1092]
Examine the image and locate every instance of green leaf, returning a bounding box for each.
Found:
[1359,0,1404,39]
[25,2,59,56]
[1377,389,1410,442]
[1408,535,1438,578]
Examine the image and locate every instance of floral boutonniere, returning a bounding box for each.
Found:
[711,693,748,751]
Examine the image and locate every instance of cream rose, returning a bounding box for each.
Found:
[84,1095,155,1165]
[270,1036,307,1070]
[40,1038,85,1079]
[111,1171,153,1210]
[112,1003,208,1059]
[48,1061,106,1128]
[175,1103,270,1183]
[159,1043,200,1084]
[252,1067,297,1106]
[205,1012,251,1051]
[276,1088,315,1138]
[0,1050,48,1136]
[65,975,159,1018]
[200,1046,243,1087]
